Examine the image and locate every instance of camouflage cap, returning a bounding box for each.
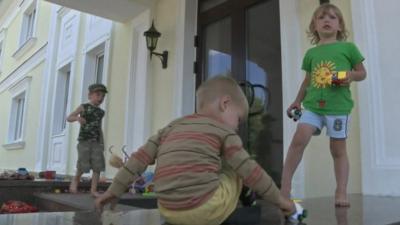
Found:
[88,83,108,93]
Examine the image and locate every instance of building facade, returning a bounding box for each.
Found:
[0,0,399,199]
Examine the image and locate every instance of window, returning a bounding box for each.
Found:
[12,93,26,141]
[3,77,31,149]
[61,71,71,131]
[19,1,37,46]
[53,65,71,135]
[95,53,104,84]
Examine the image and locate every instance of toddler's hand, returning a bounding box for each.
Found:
[95,191,118,213]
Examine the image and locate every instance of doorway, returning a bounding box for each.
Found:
[197,0,283,185]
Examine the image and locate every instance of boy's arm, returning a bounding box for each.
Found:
[107,132,161,197]
[222,134,280,205]
[66,105,84,123]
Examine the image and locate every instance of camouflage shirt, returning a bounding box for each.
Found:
[78,103,105,142]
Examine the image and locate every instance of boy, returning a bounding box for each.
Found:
[96,76,294,225]
[67,83,108,197]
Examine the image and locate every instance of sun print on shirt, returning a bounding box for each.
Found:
[312,61,336,88]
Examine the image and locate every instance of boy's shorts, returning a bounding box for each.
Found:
[158,163,242,225]
[77,140,105,173]
[299,110,351,139]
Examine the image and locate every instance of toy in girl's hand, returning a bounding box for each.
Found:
[288,202,307,223]
[331,71,347,86]
[288,108,302,122]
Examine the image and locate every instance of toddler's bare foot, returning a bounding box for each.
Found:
[69,180,78,194]
[335,191,350,207]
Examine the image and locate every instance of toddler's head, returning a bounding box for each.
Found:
[308,3,348,44]
[88,83,108,106]
[196,76,248,130]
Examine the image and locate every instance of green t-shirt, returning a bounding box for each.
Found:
[301,42,364,115]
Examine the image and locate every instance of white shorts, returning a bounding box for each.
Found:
[299,110,350,139]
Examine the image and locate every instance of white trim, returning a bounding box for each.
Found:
[279,0,305,198]
[351,0,387,169]
[2,141,25,150]
[0,44,46,93]
[173,0,197,118]
[5,76,32,147]
[0,1,22,31]
[351,0,400,196]
[17,0,38,52]
[35,6,59,171]
[12,37,37,59]
[0,29,5,74]
[124,10,152,154]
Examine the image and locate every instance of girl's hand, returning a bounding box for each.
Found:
[95,191,118,213]
[279,195,296,216]
[341,71,353,86]
[286,102,301,118]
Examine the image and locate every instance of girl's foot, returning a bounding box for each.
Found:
[335,191,350,207]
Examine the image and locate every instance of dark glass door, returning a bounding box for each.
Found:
[197,0,283,186]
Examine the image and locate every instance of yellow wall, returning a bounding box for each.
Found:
[0,63,44,171]
[298,0,362,198]
[101,22,132,177]
[150,0,179,132]
[0,0,51,80]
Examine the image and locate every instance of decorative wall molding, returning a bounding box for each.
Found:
[0,44,46,93]
[279,0,305,198]
[12,37,37,59]
[172,0,197,118]
[352,0,400,196]
[124,10,152,154]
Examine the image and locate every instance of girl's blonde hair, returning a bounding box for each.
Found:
[307,3,348,45]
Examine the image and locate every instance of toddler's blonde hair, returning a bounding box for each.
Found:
[196,75,249,117]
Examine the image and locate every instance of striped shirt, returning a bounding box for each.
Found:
[108,114,280,210]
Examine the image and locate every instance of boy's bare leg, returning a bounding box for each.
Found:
[91,172,101,197]
[330,138,350,207]
[70,171,83,194]
[281,124,315,199]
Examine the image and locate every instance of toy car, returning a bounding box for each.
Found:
[288,202,307,223]
[331,71,347,86]
[288,108,302,122]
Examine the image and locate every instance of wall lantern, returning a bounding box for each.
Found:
[143,21,168,69]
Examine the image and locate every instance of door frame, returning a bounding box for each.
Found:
[195,0,306,197]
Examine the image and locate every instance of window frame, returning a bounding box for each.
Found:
[3,77,32,150]
[0,29,5,74]
[19,1,38,46]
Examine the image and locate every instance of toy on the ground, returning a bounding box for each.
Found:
[0,200,38,214]
[288,108,302,122]
[331,71,347,86]
[288,202,307,223]
[108,145,124,168]
[132,171,154,194]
